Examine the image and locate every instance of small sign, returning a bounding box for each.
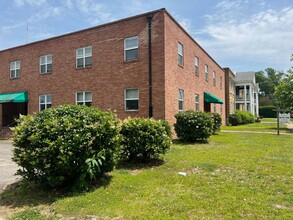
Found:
[279,113,290,124]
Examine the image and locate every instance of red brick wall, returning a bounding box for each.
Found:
[0,11,166,121]
[0,9,225,131]
[164,12,226,127]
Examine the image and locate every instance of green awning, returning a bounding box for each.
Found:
[0,91,28,103]
[204,92,224,104]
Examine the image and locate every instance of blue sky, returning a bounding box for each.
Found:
[1,0,292,72]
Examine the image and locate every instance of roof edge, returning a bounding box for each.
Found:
[0,8,166,53]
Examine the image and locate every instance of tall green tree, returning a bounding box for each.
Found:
[274,55,293,110]
[256,68,284,106]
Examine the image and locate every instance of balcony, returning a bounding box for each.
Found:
[236,95,250,102]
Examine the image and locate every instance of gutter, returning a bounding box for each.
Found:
[147,13,153,118]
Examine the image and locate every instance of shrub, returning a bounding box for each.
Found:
[259,105,277,118]
[120,118,172,162]
[174,111,213,142]
[12,105,121,189]
[210,113,222,134]
[235,110,254,124]
[228,114,242,126]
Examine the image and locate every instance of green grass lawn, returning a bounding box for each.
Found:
[222,118,290,133]
[1,130,293,219]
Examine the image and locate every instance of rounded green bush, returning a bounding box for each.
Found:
[235,110,254,124]
[210,112,222,134]
[228,114,242,126]
[174,111,213,142]
[12,105,121,189]
[120,118,172,162]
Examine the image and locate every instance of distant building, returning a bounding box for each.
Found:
[234,72,259,116]
[224,68,236,123]
[0,8,226,130]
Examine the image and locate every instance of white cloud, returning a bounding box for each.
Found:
[75,0,114,25]
[199,1,293,70]
[14,0,47,7]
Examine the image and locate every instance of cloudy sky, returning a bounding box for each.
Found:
[1,0,292,72]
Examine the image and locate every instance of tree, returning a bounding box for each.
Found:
[274,55,293,110]
[256,68,284,106]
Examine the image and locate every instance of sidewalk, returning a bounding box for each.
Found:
[221,130,293,135]
[0,141,19,193]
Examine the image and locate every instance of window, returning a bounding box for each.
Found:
[195,56,199,75]
[10,61,20,79]
[125,88,139,111]
[124,36,138,61]
[178,89,184,111]
[40,54,52,74]
[213,71,216,86]
[220,76,223,89]
[220,104,223,114]
[76,46,92,68]
[178,43,184,66]
[205,65,208,81]
[195,94,199,111]
[213,103,217,112]
[76,92,92,106]
[39,94,52,111]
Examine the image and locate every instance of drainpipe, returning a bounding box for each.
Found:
[147,13,153,118]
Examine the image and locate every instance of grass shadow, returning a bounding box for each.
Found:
[0,174,112,209]
[172,139,209,145]
[116,158,165,171]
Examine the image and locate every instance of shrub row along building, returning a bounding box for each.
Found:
[0,8,258,132]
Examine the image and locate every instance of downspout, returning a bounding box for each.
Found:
[147,13,153,118]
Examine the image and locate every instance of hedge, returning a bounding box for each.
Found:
[174,111,213,142]
[12,105,121,189]
[120,118,172,162]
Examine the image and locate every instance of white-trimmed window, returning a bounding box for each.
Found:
[39,94,52,111]
[195,56,199,75]
[76,46,92,68]
[220,104,223,114]
[124,36,138,61]
[178,43,184,66]
[205,65,209,81]
[214,103,217,112]
[213,71,216,86]
[220,76,223,89]
[40,54,52,74]
[76,92,92,106]
[178,89,184,111]
[10,61,20,79]
[195,94,199,111]
[125,88,139,111]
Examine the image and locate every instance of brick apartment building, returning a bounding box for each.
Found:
[0,8,225,130]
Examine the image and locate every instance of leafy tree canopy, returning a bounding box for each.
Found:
[274,55,293,111]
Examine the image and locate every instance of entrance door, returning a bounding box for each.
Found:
[2,102,27,126]
[204,102,211,112]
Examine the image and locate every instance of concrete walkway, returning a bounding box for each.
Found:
[0,141,19,192]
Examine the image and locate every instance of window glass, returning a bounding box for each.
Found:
[125,37,138,48]
[125,88,139,111]
[126,88,139,99]
[178,89,184,111]
[124,36,138,61]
